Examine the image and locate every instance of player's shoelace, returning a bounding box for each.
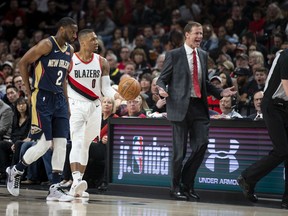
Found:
[56,186,69,195]
[14,174,21,188]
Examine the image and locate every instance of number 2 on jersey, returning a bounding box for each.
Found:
[56,70,63,85]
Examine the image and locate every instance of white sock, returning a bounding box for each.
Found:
[72,171,81,185]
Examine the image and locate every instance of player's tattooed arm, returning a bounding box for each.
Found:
[100,56,110,76]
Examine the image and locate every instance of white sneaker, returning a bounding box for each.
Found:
[6,166,24,197]
[69,180,88,197]
[82,191,89,198]
[59,180,72,188]
[46,184,74,202]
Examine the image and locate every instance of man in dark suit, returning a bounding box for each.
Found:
[157,22,236,201]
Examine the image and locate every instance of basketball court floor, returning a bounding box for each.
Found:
[0,185,287,216]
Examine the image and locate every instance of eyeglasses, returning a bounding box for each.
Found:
[127,100,140,105]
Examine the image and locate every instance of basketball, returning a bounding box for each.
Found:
[118,77,141,101]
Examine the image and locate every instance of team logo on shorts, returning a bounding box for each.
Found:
[31,125,42,134]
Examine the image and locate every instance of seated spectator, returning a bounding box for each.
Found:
[12,74,25,98]
[131,48,151,80]
[1,61,14,78]
[146,76,166,115]
[122,95,147,118]
[211,96,242,119]
[3,85,20,111]
[0,99,13,143]
[207,76,222,114]
[106,53,121,85]
[0,73,5,97]
[117,46,132,73]
[240,67,267,115]
[140,73,153,96]
[247,91,264,121]
[0,97,30,180]
[122,62,136,78]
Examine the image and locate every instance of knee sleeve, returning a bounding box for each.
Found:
[52,138,67,171]
[23,134,51,165]
[70,139,90,166]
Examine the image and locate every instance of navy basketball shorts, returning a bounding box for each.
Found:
[30,89,70,141]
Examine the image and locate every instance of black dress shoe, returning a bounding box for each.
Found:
[281,195,288,209]
[170,191,189,201]
[237,175,258,203]
[184,189,200,200]
[98,182,108,192]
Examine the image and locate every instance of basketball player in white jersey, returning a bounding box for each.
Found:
[67,29,121,197]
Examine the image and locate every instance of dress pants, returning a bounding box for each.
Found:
[171,98,209,191]
[242,98,288,185]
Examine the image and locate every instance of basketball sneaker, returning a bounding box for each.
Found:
[69,180,88,197]
[46,184,74,202]
[6,166,24,196]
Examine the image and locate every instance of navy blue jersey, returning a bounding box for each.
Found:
[32,36,71,93]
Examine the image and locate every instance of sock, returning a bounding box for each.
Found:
[72,171,81,184]
[52,172,62,184]
[15,160,28,172]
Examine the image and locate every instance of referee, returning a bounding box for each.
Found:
[238,49,288,209]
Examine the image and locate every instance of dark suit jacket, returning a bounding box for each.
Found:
[157,46,222,122]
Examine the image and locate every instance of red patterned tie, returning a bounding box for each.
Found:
[192,50,201,98]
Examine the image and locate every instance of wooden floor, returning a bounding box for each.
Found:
[0,186,287,216]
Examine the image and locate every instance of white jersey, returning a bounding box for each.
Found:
[68,53,102,101]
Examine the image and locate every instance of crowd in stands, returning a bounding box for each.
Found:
[0,0,288,188]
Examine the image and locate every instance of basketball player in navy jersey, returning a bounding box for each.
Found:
[6,17,78,202]
[67,29,121,198]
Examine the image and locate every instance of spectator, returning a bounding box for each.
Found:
[67,0,85,25]
[1,61,14,78]
[4,85,20,111]
[247,91,264,120]
[0,99,13,142]
[123,95,147,118]
[248,7,265,38]
[131,0,152,27]
[106,53,121,85]
[112,0,133,27]
[212,96,242,119]
[25,1,44,37]
[131,48,151,80]
[179,0,201,23]
[235,53,250,69]
[140,73,153,96]
[201,23,218,52]
[154,54,165,71]
[240,66,267,116]
[122,62,136,78]
[241,31,268,63]
[117,46,132,73]
[38,0,62,35]
[0,97,30,180]
[146,76,166,116]
[93,10,116,42]
[207,76,222,114]
[0,73,5,97]
[248,51,265,69]
[230,4,249,37]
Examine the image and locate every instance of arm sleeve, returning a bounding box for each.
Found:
[101,75,117,98]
